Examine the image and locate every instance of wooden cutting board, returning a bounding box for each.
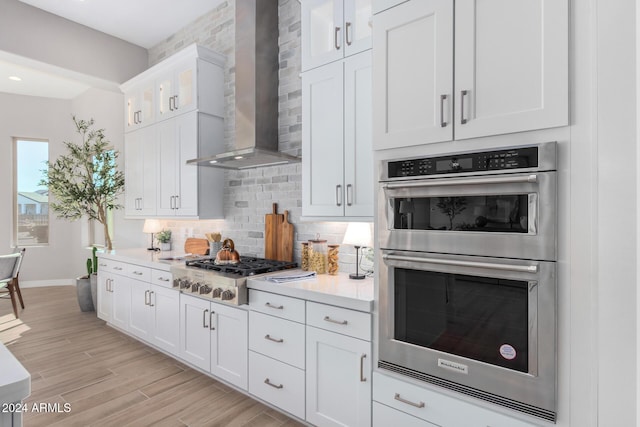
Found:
[264,203,294,262]
[184,238,210,256]
[277,210,294,262]
[265,203,283,260]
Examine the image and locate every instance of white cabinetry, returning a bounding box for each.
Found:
[124,81,155,131]
[179,293,249,390]
[302,0,372,71]
[124,126,157,217]
[121,44,226,219]
[372,0,568,150]
[96,260,130,331]
[306,303,371,427]
[373,372,537,427]
[302,50,373,219]
[97,270,113,322]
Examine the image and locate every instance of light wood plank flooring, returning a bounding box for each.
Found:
[0,286,305,427]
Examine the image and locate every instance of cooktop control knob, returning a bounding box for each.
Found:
[221,289,235,301]
[191,282,202,293]
[173,278,180,288]
[200,285,212,294]
[212,288,223,298]
[179,279,192,290]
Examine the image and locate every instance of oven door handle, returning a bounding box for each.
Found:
[382,253,538,273]
[382,174,538,190]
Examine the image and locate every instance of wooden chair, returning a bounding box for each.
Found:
[0,250,25,318]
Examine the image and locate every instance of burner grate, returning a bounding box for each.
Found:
[186,256,297,276]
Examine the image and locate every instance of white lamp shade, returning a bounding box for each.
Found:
[143,219,162,234]
[342,222,372,247]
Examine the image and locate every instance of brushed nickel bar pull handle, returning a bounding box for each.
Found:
[174,95,178,110]
[264,378,283,389]
[346,184,353,206]
[133,271,143,276]
[460,90,469,124]
[383,174,538,190]
[345,22,352,45]
[360,354,367,382]
[210,310,215,330]
[264,334,284,343]
[324,315,348,325]
[394,393,425,409]
[149,291,155,307]
[144,290,150,305]
[99,263,108,267]
[336,185,343,207]
[440,94,448,127]
[334,26,341,50]
[203,309,209,329]
[174,195,180,210]
[113,267,123,271]
[265,302,284,310]
[382,253,539,273]
[158,277,170,282]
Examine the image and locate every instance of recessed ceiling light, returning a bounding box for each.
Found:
[209,160,217,164]
[8,76,21,82]
[234,156,244,160]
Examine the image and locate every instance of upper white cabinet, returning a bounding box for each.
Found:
[124,81,155,131]
[302,50,373,219]
[121,44,226,219]
[302,0,372,71]
[372,0,568,150]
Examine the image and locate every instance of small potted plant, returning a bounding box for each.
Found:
[156,229,172,251]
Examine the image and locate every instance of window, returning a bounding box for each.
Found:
[14,139,49,246]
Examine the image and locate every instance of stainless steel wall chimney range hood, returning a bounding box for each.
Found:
[187,0,300,170]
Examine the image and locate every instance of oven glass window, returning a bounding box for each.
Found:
[394,269,529,372]
[392,194,529,232]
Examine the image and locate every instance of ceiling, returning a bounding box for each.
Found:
[1,0,225,99]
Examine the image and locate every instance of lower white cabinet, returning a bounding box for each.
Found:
[97,271,113,322]
[179,293,249,390]
[306,325,371,427]
[97,270,130,331]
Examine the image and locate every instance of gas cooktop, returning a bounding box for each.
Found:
[185,256,297,276]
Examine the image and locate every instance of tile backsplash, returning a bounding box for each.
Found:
[146,0,373,275]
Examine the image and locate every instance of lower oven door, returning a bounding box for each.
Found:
[378,249,557,420]
[378,170,556,261]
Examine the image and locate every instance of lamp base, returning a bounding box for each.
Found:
[147,247,160,251]
[349,273,366,280]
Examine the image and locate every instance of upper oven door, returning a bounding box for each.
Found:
[378,171,556,260]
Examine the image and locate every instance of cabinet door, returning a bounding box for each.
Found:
[344,0,372,58]
[302,0,344,71]
[344,51,373,217]
[97,273,112,322]
[372,0,453,150]
[179,294,211,371]
[111,276,130,331]
[174,59,197,114]
[454,0,568,139]
[210,302,248,390]
[306,326,371,427]
[157,74,175,121]
[124,126,157,217]
[174,112,198,217]
[302,60,345,217]
[157,119,178,216]
[128,279,151,341]
[150,284,180,356]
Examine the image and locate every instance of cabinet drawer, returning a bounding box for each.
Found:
[249,311,305,369]
[373,402,436,427]
[306,301,371,341]
[249,290,305,323]
[249,351,305,420]
[151,269,173,288]
[105,260,127,276]
[373,372,536,427]
[97,258,113,272]
[125,264,151,282]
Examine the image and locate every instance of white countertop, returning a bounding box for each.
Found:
[97,248,197,271]
[0,343,30,404]
[247,270,374,312]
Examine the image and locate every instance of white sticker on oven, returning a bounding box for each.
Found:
[438,359,468,375]
[499,344,517,360]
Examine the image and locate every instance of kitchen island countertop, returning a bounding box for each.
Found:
[247,270,374,312]
[97,248,197,272]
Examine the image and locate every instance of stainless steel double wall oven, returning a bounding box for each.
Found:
[377,142,558,422]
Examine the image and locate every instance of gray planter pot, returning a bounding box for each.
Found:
[76,276,95,312]
[90,273,98,312]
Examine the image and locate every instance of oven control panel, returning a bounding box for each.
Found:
[387,146,539,178]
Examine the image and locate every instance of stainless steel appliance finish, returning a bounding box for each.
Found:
[378,142,557,261]
[377,142,558,422]
[187,0,300,170]
[170,256,297,306]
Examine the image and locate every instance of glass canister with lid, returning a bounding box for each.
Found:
[308,234,328,274]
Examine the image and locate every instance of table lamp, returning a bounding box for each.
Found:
[143,219,162,251]
[342,222,372,280]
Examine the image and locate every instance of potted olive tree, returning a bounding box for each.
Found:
[41,117,125,311]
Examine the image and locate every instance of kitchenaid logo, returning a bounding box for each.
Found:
[438,358,469,374]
